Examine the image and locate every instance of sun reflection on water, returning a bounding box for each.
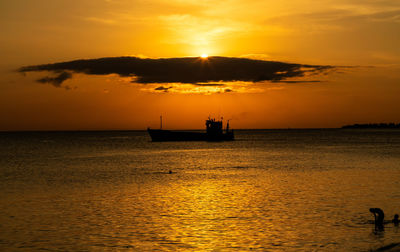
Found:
[2,131,400,250]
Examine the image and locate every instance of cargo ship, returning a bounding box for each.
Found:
[147,117,234,142]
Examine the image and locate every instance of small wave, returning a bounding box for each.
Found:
[232,165,251,169]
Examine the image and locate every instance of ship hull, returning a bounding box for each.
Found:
[147,129,234,142]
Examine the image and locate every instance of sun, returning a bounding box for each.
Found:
[200,53,208,59]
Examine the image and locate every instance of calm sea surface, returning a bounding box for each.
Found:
[1,129,400,251]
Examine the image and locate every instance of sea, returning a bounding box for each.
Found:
[1,129,400,251]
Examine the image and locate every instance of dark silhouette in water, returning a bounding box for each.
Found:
[148,117,234,142]
[370,208,385,231]
[393,214,399,226]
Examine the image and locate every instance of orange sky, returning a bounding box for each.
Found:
[1,0,400,130]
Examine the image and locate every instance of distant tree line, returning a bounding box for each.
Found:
[342,123,400,129]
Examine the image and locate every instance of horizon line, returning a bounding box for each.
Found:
[1,127,395,133]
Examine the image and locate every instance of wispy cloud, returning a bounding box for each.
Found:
[84,16,117,25]
[158,14,243,46]
[266,7,400,34]
[147,81,262,94]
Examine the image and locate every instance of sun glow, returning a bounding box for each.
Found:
[201,53,208,59]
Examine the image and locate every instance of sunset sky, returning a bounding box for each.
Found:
[1,0,399,130]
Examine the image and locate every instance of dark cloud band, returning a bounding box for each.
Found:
[19,56,333,85]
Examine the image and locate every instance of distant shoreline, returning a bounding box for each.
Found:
[342,123,400,129]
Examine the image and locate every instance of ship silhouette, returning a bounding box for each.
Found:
[147,117,234,142]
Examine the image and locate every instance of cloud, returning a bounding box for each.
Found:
[84,17,117,25]
[272,80,322,83]
[191,83,225,86]
[36,71,72,88]
[19,56,333,87]
[264,8,400,35]
[154,86,172,92]
[158,14,243,46]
